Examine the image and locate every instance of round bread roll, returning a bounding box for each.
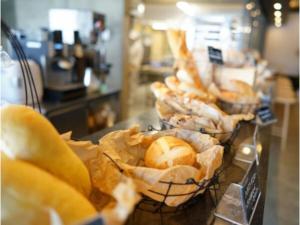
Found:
[144,136,196,169]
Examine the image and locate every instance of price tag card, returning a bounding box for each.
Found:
[256,106,277,126]
[240,160,261,223]
[215,160,261,225]
[208,46,223,65]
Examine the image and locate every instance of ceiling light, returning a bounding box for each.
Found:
[245,2,255,10]
[274,10,282,17]
[176,1,194,16]
[273,2,282,10]
[275,17,282,22]
[137,3,145,15]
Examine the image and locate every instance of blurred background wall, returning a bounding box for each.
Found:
[264,12,299,76]
[1,0,125,89]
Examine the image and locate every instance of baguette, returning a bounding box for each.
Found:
[0,105,91,196]
[1,154,96,225]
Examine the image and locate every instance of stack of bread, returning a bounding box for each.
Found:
[166,29,215,103]
[151,82,254,142]
[1,105,139,225]
[208,80,259,114]
[96,126,223,207]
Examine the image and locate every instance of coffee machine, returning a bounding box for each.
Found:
[11,9,111,102]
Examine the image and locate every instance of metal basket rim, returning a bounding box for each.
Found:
[159,119,239,135]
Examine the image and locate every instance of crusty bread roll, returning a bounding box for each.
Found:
[144,136,196,169]
[1,154,96,225]
[0,105,91,196]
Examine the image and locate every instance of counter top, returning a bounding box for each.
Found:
[41,86,120,115]
[83,109,159,143]
[84,110,271,225]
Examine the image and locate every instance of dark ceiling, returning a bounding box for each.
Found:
[258,0,297,24]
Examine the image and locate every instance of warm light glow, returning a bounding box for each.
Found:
[275,21,282,27]
[176,1,189,10]
[245,2,255,10]
[275,17,282,23]
[273,2,282,10]
[274,10,282,17]
[244,26,252,33]
[137,3,145,14]
[289,0,298,8]
[256,143,263,154]
[242,147,252,155]
[176,1,196,16]
[176,1,194,15]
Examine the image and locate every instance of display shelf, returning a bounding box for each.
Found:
[84,110,271,225]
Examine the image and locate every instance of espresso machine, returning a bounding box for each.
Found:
[11,9,111,102]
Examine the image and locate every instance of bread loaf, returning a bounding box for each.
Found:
[0,105,91,196]
[1,154,96,225]
[144,136,196,169]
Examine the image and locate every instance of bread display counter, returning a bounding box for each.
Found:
[83,109,271,225]
[1,28,275,225]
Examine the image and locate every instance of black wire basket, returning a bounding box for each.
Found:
[101,127,225,210]
[1,20,41,112]
[217,99,259,115]
[133,172,221,214]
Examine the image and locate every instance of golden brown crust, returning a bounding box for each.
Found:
[144,136,196,169]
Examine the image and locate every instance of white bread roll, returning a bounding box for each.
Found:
[1,154,96,225]
[144,136,196,169]
[0,105,91,196]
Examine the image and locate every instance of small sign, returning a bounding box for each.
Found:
[256,106,277,126]
[215,160,261,225]
[240,160,261,222]
[208,46,223,65]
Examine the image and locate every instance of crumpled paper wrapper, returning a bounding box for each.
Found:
[155,100,253,143]
[97,126,224,207]
[61,132,141,225]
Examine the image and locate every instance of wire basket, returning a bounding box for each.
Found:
[158,120,241,149]
[217,99,259,115]
[1,20,41,112]
[134,172,221,214]
[101,127,224,213]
